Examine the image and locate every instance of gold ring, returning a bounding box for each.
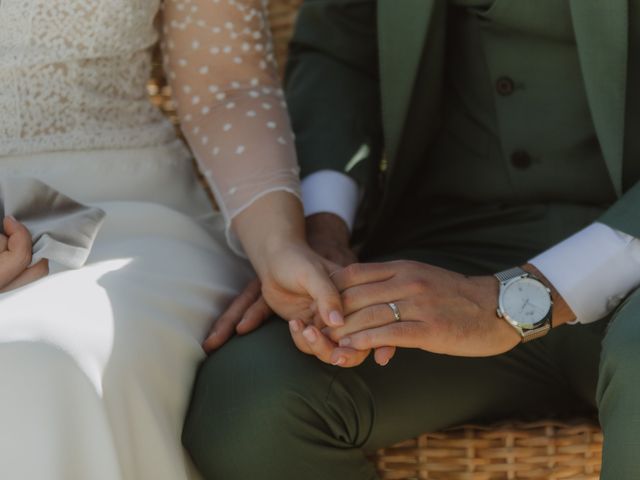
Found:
[387,302,401,322]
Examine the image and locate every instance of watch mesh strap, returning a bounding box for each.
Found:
[495,267,528,284]
[522,323,551,342]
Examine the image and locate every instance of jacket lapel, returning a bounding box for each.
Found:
[570,0,628,196]
[377,0,436,163]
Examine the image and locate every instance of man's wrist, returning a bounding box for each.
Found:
[306,213,351,246]
[521,263,577,327]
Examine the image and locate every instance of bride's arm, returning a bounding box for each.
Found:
[161,0,344,336]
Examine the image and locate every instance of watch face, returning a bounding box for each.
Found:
[501,277,551,327]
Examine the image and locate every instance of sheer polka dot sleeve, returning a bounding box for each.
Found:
[161,0,301,255]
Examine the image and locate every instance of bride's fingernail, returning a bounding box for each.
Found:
[339,337,351,347]
[332,357,346,366]
[329,311,344,326]
[289,320,301,333]
[5,215,17,224]
[302,327,317,343]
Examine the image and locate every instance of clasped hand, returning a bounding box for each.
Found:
[303,260,522,367]
[208,253,521,366]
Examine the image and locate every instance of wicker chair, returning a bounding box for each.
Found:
[148,1,603,478]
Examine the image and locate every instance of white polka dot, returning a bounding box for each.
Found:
[231,81,241,89]
[216,92,226,100]
[233,57,243,64]
[191,40,200,50]
[249,90,259,98]
[208,85,219,93]
[201,106,210,114]
[212,147,221,156]
[182,85,192,94]
[210,47,220,55]
[267,121,277,129]
[277,137,287,145]
[192,126,200,134]
[223,46,232,54]
[235,145,246,154]
[178,58,188,67]
[250,78,260,86]
[228,187,238,195]
[262,102,272,110]
[201,136,208,145]
[223,123,232,132]
[246,110,257,117]
[226,102,236,109]
[191,96,201,105]
[199,66,209,74]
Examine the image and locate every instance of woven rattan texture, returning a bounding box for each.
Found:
[372,421,602,480]
[148,1,603,478]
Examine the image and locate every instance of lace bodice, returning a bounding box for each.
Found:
[0,0,176,156]
[0,0,301,252]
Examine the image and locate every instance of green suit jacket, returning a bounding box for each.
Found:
[284,0,640,242]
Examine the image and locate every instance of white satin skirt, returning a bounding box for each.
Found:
[0,140,253,480]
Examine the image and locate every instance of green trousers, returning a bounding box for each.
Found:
[183,205,640,479]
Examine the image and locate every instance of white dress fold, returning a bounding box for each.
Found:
[0,146,253,480]
[0,0,297,476]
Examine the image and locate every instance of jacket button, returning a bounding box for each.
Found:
[511,150,532,169]
[496,76,515,96]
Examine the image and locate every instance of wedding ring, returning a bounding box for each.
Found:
[387,302,401,322]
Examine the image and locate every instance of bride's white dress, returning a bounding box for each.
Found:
[0,1,300,479]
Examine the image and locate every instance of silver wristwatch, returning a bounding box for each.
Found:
[494,267,553,343]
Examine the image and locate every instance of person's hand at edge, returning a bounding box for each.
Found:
[0,216,49,292]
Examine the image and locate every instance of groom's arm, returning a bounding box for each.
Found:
[527,181,640,324]
[285,0,382,224]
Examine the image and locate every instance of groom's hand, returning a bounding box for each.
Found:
[325,261,522,358]
[305,213,357,266]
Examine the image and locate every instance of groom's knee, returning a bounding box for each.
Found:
[183,319,371,477]
[598,289,640,407]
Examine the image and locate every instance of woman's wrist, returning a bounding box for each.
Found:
[232,190,308,276]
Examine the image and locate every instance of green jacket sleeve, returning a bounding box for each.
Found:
[599,180,640,238]
[284,0,383,189]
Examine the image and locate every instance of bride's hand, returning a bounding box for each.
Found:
[203,192,344,352]
[258,240,342,326]
[0,216,49,292]
[203,239,342,352]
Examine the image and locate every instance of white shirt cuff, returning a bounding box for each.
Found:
[530,222,640,324]
[301,170,359,231]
